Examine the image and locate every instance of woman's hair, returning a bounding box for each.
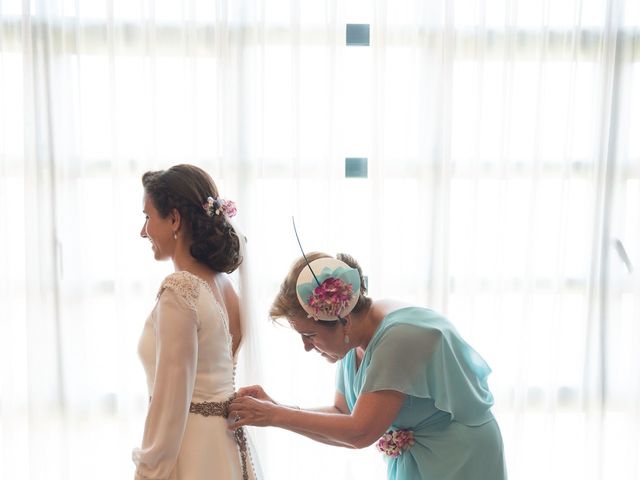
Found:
[269,251,372,325]
[142,164,242,273]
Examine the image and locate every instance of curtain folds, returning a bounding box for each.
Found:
[1,0,639,479]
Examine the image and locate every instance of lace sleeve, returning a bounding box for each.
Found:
[156,271,200,311]
[132,274,200,479]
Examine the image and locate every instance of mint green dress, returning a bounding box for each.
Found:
[336,307,507,480]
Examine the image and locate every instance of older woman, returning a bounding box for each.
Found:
[230,252,506,480]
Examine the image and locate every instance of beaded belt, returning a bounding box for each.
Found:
[189,397,252,480]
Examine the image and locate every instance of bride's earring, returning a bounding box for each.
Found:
[173,231,177,240]
[344,335,350,344]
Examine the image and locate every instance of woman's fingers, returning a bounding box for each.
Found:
[229,395,255,417]
[235,384,273,403]
[228,410,244,428]
[235,385,257,397]
[228,396,271,430]
[236,385,263,398]
[228,412,251,429]
[228,396,250,429]
[229,413,251,429]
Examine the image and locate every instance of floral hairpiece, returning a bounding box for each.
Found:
[203,196,238,218]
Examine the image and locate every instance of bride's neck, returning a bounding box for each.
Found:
[173,247,214,280]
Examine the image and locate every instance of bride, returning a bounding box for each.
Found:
[132,164,257,480]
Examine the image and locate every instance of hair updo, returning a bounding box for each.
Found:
[142,164,242,273]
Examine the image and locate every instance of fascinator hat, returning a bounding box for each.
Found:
[292,219,361,322]
[296,257,361,321]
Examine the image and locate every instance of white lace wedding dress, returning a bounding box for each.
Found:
[132,271,257,480]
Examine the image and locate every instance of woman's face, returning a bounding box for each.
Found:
[288,315,350,363]
[140,193,175,261]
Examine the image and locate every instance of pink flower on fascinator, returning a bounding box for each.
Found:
[307,277,354,319]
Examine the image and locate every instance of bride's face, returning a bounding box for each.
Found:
[140,193,175,261]
[288,315,349,363]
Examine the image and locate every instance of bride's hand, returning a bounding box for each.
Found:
[236,385,275,404]
[228,395,278,429]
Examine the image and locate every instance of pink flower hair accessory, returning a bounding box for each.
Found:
[376,429,415,458]
[203,196,237,218]
[307,277,354,319]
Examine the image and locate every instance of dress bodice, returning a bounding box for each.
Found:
[138,271,236,402]
[336,307,506,480]
[132,271,258,480]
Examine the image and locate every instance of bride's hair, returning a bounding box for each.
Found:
[142,164,242,273]
[269,251,371,325]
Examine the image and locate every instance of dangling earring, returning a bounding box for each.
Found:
[344,335,350,344]
[173,231,177,240]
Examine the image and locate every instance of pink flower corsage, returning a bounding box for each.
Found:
[376,429,415,458]
[308,277,354,319]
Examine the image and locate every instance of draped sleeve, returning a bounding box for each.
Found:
[335,363,346,395]
[132,273,200,479]
[360,308,495,426]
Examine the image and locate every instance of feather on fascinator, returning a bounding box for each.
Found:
[292,218,361,321]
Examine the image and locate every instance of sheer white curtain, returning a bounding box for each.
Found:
[1,0,639,479]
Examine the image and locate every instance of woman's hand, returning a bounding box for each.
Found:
[235,385,275,404]
[228,395,279,429]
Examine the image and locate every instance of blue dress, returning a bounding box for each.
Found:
[336,307,507,480]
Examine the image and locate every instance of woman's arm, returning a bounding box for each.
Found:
[133,286,199,479]
[235,386,350,446]
[237,385,349,413]
[230,389,405,449]
[277,392,353,447]
[304,391,349,414]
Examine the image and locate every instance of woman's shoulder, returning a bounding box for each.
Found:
[157,271,203,309]
[370,306,451,350]
[384,306,454,330]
